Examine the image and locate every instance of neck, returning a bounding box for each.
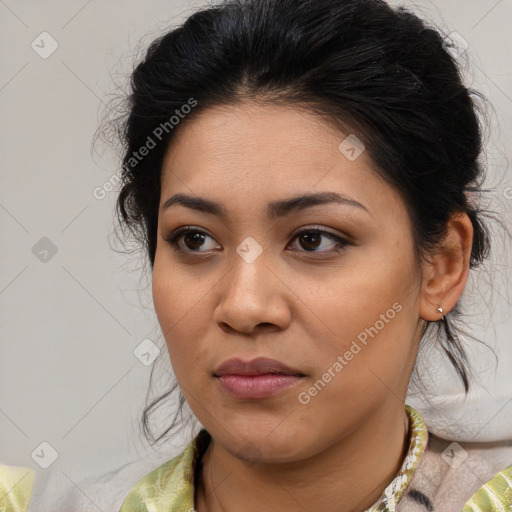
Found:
[195,402,410,512]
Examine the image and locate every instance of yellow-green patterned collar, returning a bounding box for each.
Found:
[369,404,428,511]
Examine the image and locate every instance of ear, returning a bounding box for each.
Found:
[419,212,474,321]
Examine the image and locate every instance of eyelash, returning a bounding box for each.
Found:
[163,225,351,256]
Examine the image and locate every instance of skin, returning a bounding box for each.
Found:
[152,102,474,512]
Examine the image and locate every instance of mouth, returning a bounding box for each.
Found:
[213,357,306,400]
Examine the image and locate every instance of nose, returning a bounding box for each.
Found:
[213,251,292,335]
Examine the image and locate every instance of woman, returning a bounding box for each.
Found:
[112,0,512,510]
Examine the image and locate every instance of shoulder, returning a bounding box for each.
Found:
[398,433,512,511]
[118,455,184,512]
[0,464,35,512]
[118,429,211,512]
[462,464,512,512]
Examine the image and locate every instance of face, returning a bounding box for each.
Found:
[152,102,426,463]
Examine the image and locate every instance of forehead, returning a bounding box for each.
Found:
[160,102,401,218]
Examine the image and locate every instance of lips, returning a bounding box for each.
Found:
[214,357,305,377]
[214,357,305,400]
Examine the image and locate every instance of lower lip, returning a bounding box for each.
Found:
[216,374,304,399]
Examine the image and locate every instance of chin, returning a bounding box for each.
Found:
[216,419,311,464]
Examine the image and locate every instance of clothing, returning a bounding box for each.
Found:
[0,465,35,512]
[118,406,512,512]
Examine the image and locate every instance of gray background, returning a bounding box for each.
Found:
[0,1,511,510]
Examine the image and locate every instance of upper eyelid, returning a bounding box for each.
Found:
[167,225,345,239]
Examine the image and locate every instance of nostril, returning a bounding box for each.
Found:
[256,322,274,329]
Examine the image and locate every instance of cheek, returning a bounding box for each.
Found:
[152,251,205,328]
[311,246,416,335]
[152,260,217,383]
[152,264,193,355]
[296,244,420,383]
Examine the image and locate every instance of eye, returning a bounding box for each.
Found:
[164,225,350,255]
[164,226,220,253]
[287,227,349,254]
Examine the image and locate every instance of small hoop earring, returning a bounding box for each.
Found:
[437,306,445,322]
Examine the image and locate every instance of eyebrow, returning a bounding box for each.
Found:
[162,191,370,218]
